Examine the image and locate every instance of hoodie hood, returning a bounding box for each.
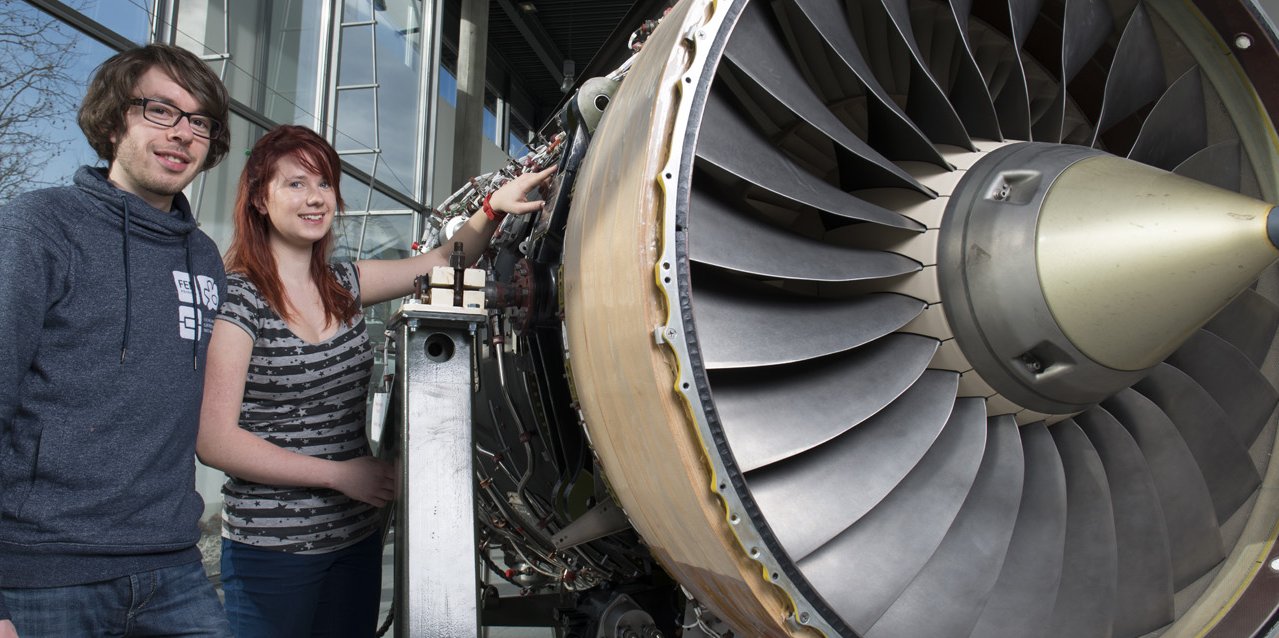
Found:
[73,166,200,238]
[73,166,203,366]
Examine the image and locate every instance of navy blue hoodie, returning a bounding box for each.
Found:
[0,167,225,620]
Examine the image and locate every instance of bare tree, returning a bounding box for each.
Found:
[0,2,81,204]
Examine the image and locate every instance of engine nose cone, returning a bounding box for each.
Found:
[1039,153,1278,371]
[941,142,1279,414]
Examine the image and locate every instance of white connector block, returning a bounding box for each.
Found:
[425,267,487,310]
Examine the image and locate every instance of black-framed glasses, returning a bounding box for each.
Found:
[128,98,223,140]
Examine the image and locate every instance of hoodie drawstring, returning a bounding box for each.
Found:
[119,199,202,371]
[120,198,132,364]
[184,238,200,370]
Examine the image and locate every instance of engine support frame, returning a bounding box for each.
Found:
[388,305,486,638]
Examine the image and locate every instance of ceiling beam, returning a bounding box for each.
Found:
[494,0,566,85]
[550,0,670,115]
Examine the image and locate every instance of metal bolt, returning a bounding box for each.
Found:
[1235,33,1253,50]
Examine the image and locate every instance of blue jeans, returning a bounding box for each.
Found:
[2,560,232,637]
[220,531,384,638]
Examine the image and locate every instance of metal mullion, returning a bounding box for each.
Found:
[190,0,232,221]
[323,0,344,144]
[369,18,383,167]
[312,0,336,131]
[358,5,381,258]
[356,156,379,256]
[150,0,176,44]
[336,208,411,217]
[24,0,136,51]
[197,52,232,63]
[496,95,510,153]
[413,0,442,218]
[335,2,412,252]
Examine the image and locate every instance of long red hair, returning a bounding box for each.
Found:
[224,125,360,326]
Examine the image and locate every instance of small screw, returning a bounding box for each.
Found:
[1235,33,1253,50]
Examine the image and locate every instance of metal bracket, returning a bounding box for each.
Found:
[550,495,632,550]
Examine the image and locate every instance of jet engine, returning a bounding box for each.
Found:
[410,0,1279,635]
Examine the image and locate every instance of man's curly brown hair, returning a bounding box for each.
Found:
[77,44,231,170]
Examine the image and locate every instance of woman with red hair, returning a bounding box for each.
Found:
[196,124,554,637]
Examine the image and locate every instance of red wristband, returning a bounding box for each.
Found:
[483,193,505,222]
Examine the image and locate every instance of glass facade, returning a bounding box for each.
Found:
[6,0,527,520]
[0,3,117,194]
[334,0,427,194]
[65,0,153,44]
[175,0,328,128]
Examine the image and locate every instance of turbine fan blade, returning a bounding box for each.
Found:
[1202,287,1279,368]
[1091,4,1164,149]
[933,0,1003,140]
[1134,364,1261,523]
[1100,391,1225,589]
[1129,67,1207,170]
[968,422,1067,638]
[1044,419,1118,638]
[797,397,988,634]
[712,333,938,471]
[696,89,925,231]
[1166,329,1279,447]
[688,188,922,281]
[785,0,949,164]
[1074,408,1175,636]
[1009,0,1046,48]
[1175,140,1243,192]
[724,1,929,192]
[693,272,925,369]
[999,0,1044,139]
[746,370,958,558]
[1062,0,1113,83]
[1033,0,1113,143]
[867,414,1023,638]
[877,0,977,149]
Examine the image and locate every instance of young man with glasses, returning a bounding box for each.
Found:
[0,44,234,637]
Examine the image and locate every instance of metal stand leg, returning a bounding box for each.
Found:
[391,307,485,637]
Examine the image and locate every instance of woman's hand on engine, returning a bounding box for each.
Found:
[489,165,558,217]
